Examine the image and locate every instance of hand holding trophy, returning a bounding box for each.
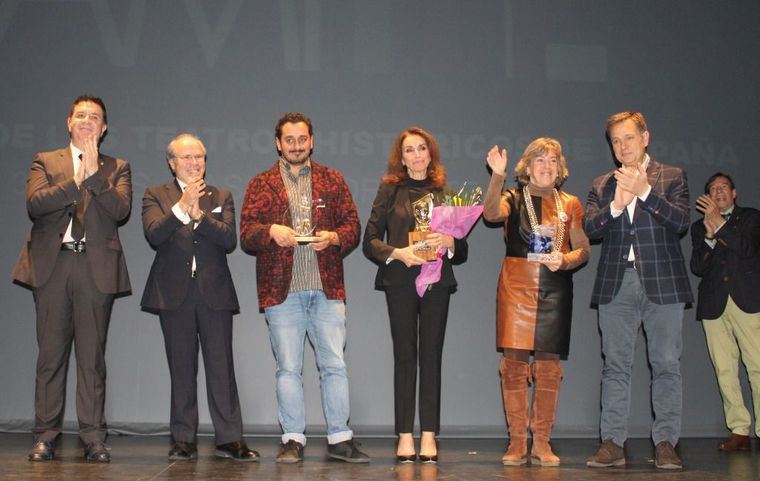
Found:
[523,184,566,263]
[285,194,326,244]
[408,193,438,262]
[527,224,557,262]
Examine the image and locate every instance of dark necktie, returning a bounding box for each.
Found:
[71,154,86,241]
[722,212,731,221]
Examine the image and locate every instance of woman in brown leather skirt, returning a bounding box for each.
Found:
[483,138,589,467]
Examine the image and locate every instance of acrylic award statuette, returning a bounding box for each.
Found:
[523,184,566,262]
[526,224,556,261]
[286,195,325,244]
[408,193,438,262]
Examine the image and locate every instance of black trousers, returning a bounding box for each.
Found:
[159,280,242,445]
[385,284,451,434]
[33,250,113,444]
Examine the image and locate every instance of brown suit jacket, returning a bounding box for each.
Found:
[12,147,132,294]
[140,181,239,312]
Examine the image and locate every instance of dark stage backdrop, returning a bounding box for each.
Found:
[1,1,758,438]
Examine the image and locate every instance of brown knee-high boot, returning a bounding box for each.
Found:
[530,360,563,466]
[499,357,531,466]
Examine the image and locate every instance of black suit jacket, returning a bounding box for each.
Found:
[141,181,239,312]
[363,181,468,289]
[690,205,760,320]
[12,147,131,294]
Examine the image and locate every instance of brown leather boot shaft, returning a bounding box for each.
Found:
[499,357,530,465]
[529,360,563,466]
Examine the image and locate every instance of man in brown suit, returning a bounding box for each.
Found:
[12,95,132,463]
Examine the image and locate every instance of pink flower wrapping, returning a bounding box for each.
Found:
[415,205,483,297]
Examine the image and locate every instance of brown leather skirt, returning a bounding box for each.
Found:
[496,257,573,358]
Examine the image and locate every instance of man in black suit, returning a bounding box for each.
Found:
[13,95,131,463]
[141,133,257,462]
[690,172,760,452]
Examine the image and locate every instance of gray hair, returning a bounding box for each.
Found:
[166,133,206,159]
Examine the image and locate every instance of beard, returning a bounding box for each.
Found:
[281,149,310,165]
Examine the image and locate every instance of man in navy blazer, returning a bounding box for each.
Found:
[13,95,131,463]
[584,112,692,470]
[691,173,760,452]
[141,133,258,462]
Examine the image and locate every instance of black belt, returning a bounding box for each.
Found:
[626,260,635,269]
[61,241,86,253]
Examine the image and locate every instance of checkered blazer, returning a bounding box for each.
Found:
[584,159,693,306]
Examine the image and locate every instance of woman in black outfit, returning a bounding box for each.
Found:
[363,127,468,463]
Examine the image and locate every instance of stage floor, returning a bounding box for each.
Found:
[0,433,755,481]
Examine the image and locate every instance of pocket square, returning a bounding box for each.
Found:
[211,206,222,213]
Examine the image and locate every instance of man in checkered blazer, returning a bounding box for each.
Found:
[584,112,692,470]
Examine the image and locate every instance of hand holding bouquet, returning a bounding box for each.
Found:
[415,183,483,297]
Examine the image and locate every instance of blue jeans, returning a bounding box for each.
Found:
[265,290,352,445]
[598,268,683,447]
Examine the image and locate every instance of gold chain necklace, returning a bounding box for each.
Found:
[523,185,566,253]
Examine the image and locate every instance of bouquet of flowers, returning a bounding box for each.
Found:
[415,184,483,297]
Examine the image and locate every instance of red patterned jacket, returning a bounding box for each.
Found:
[240,160,360,310]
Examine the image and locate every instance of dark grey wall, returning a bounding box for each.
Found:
[2,0,758,438]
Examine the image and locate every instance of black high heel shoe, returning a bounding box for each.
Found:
[419,439,438,463]
[396,453,417,463]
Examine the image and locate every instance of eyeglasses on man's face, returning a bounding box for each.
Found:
[173,154,206,162]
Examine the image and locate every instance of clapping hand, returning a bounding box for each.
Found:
[612,163,648,209]
[614,163,649,197]
[180,178,206,221]
[696,194,724,234]
[75,134,100,185]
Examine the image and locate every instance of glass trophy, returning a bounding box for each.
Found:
[526,224,556,261]
[408,193,438,262]
[285,195,325,244]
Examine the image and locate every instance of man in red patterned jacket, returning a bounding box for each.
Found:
[240,112,367,464]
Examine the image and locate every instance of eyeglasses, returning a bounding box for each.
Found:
[173,154,205,162]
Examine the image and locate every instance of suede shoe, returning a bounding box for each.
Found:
[586,439,625,467]
[719,433,751,451]
[28,441,55,462]
[168,441,197,460]
[276,440,304,463]
[327,439,370,463]
[215,440,259,462]
[654,441,682,470]
[84,441,111,463]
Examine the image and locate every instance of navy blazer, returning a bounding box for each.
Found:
[584,159,693,306]
[141,181,239,312]
[690,205,760,320]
